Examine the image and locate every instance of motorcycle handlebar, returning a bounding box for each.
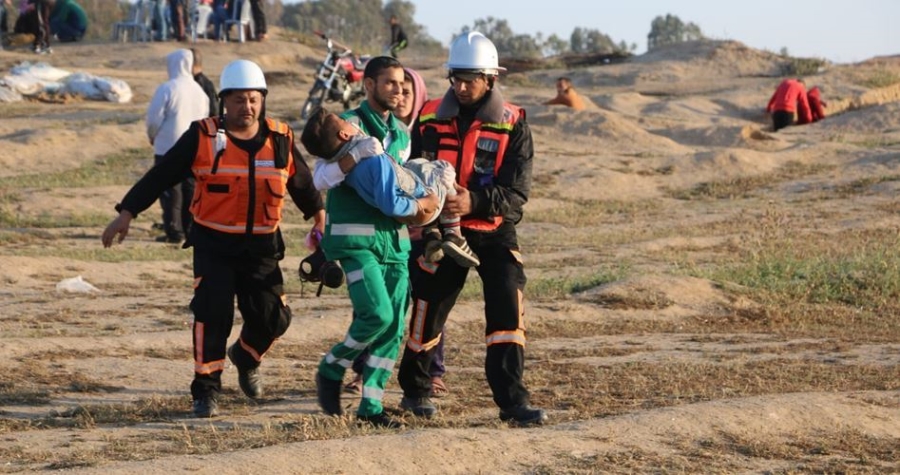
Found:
[312,30,352,55]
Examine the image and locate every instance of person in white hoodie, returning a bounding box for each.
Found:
[146,48,210,243]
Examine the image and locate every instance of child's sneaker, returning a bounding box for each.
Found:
[423,228,444,263]
[442,233,480,267]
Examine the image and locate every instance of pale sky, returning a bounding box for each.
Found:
[406,0,897,64]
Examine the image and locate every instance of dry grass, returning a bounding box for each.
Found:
[666,162,834,200]
[4,48,900,474]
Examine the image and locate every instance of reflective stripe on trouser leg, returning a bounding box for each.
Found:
[189,247,239,400]
[318,253,409,417]
[397,253,469,399]
[478,245,530,409]
[234,255,292,369]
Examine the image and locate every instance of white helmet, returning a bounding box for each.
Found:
[445,31,506,75]
[219,59,267,96]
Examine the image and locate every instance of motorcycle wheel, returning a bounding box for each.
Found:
[300,84,328,120]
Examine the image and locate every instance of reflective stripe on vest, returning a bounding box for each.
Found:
[328,222,410,240]
[190,117,292,235]
[418,99,520,231]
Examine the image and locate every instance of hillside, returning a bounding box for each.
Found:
[2,36,900,473]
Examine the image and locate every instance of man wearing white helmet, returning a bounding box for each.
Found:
[101,59,326,418]
[396,31,547,426]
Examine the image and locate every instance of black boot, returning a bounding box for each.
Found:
[192,396,219,418]
[315,372,343,416]
[499,404,547,426]
[228,344,262,399]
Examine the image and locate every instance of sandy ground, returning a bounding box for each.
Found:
[1,36,900,473]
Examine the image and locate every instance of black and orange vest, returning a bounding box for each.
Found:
[417,99,521,232]
[189,117,293,235]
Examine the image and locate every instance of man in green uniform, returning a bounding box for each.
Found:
[304,56,430,428]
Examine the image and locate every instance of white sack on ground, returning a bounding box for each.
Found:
[2,61,133,103]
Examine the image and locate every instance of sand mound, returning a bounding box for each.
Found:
[529,108,693,155]
[593,91,658,117]
[655,124,782,148]
[576,274,733,312]
[667,149,784,180]
[633,40,788,78]
[3,34,900,474]
[817,97,900,133]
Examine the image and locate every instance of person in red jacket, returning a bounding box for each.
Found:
[807,86,827,123]
[766,78,812,131]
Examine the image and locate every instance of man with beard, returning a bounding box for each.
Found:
[395,32,547,426]
[307,56,420,428]
[102,59,325,418]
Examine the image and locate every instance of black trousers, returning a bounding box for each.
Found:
[772,110,794,131]
[249,0,266,35]
[170,0,187,41]
[155,155,194,240]
[29,1,50,49]
[397,226,530,409]
[189,247,292,400]
[1,4,8,36]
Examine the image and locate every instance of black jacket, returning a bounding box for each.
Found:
[193,72,218,118]
[410,88,534,228]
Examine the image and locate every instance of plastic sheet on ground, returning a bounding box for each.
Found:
[55,275,101,293]
[61,72,133,103]
[0,61,133,103]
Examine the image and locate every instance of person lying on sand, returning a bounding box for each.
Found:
[544,76,585,111]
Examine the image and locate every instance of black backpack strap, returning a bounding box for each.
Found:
[272,132,290,169]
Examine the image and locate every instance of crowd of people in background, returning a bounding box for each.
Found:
[0,0,272,51]
[0,0,87,53]
[156,0,267,43]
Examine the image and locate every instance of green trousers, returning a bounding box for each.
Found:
[318,251,409,416]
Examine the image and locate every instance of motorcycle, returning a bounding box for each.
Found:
[300,31,369,120]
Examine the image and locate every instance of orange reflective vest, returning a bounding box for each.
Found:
[417,99,521,232]
[189,117,293,235]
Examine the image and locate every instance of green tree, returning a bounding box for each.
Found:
[283,0,385,52]
[456,17,541,59]
[542,33,569,57]
[281,0,440,56]
[262,0,285,28]
[573,27,618,54]
[569,28,586,54]
[647,13,704,51]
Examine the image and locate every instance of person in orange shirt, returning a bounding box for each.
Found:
[766,78,812,131]
[807,86,827,123]
[544,77,585,111]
